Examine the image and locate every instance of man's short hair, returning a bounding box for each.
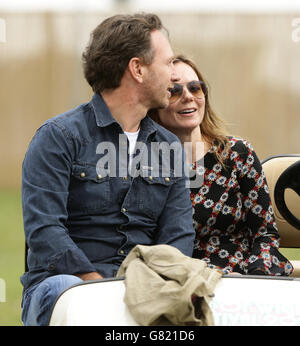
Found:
[82,13,167,94]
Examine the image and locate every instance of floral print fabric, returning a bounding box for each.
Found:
[191,137,293,276]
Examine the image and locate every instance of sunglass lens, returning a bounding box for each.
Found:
[169,84,182,103]
[200,81,207,96]
[188,81,206,98]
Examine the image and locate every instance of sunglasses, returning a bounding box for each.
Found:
[168,80,207,104]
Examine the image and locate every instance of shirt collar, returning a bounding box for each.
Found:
[91,93,157,138]
[91,93,117,128]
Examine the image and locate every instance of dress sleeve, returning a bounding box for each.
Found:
[237,140,293,276]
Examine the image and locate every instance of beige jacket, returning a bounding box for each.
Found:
[117,244,222,326]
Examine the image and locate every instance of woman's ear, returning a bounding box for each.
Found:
[127,57,145,83]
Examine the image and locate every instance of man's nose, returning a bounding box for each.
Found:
[170,63,180,82]
[171,71,179,82]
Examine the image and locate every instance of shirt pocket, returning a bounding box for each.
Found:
[67,163,111,214]
[137,170,177,220]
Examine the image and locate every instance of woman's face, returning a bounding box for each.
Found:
[158,62,206,133]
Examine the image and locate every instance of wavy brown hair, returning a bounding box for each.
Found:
[149,55,230,166]
[82,13,166,94]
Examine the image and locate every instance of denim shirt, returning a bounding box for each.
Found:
[21,94,195,291]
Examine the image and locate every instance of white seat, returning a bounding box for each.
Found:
[49,276,300,326]
[49,278,138,326]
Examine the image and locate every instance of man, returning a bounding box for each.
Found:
[21,13,195,326]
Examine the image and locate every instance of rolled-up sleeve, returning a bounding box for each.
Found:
[22,122,96,275]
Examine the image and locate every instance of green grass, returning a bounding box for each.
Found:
[0,189,24,326]
[0,189,299,326]
[280,248,300,261]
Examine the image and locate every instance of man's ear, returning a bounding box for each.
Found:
[127,57,145,83]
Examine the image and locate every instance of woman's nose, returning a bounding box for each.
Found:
[181,87,194,102]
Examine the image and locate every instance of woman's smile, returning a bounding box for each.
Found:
[177,107,197,116]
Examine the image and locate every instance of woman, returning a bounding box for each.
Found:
[150,55,293,276]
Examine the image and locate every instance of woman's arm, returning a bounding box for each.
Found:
[237,139,293,276]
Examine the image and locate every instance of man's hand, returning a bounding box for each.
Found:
[75,272,103,281]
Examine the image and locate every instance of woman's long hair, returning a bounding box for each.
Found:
[149,55,230,166]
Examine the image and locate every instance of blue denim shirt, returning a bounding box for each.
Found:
[21,94,195,291]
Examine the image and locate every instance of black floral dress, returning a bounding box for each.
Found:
[191,137,293,276]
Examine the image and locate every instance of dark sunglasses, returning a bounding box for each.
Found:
[169,80,207,104]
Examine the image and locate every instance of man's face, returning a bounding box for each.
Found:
[143,30,176,110]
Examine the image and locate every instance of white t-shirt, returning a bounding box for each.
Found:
[124,129,140,171]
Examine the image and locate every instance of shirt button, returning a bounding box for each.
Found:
[80,172,86,178]
[165,177,170,182]
[120,250,125,255]
[121,208,127,213]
